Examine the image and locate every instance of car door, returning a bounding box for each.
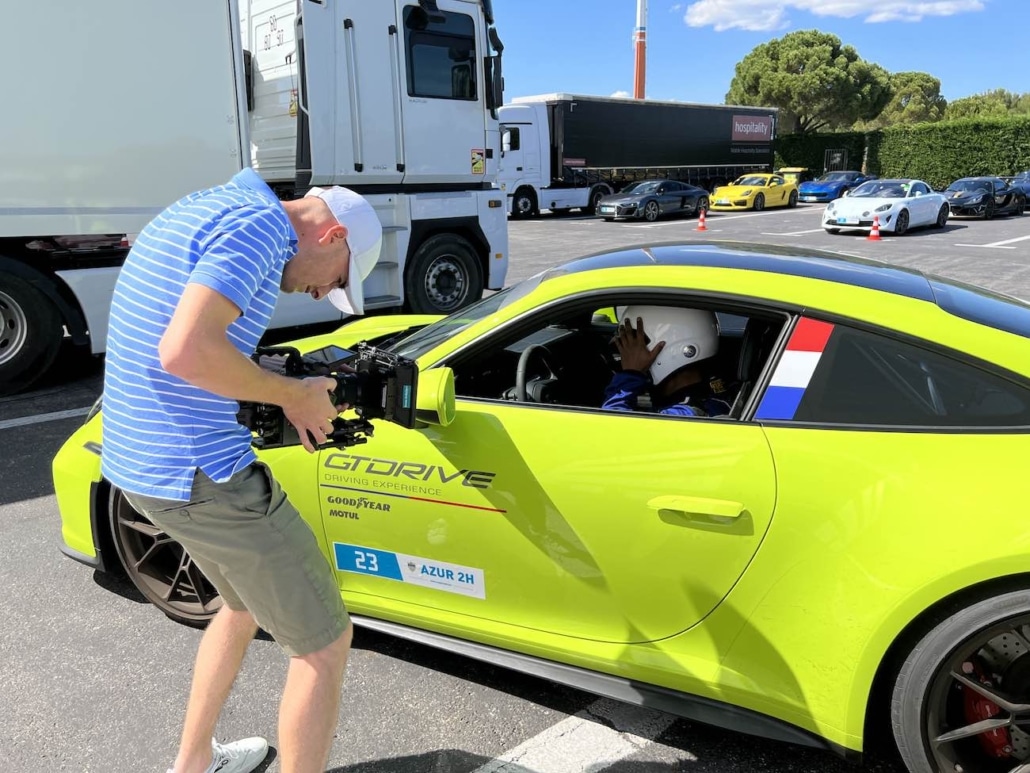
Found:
[655,182,676,214]
[315,322,777,644]
[770,175,788,205]
[907,182,934,224]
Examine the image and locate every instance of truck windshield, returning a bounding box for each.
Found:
[388,274,543,360]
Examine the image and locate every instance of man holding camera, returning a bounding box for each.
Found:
[100,167,382,773]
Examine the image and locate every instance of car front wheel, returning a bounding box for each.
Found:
[642,201,660,221]
[752,194,765,211]
[894,209,910,235]
[108,488,221,626]
[891,590,1030,773]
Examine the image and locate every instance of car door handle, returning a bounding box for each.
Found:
[647,495,744,520]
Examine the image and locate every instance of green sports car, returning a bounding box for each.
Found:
[54,241,1030,773]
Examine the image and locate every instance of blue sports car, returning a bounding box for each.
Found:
[798,171,875,203]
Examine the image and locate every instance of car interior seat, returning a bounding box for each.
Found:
[728,318,780,418]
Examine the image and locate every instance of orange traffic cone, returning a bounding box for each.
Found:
[695,207,708,232]
[867,215,882,241]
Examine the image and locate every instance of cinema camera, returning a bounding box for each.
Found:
[236,343,417,449]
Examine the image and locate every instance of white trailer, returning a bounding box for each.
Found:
[0,0,507,395]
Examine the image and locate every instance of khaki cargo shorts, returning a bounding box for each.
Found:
[123,462,350,657]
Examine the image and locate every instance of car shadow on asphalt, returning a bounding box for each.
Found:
[349,629,907,773]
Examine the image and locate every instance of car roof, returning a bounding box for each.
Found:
[543,242,1030,339]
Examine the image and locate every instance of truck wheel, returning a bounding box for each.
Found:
[405,234,484,315]
[511,188,537,219]
[0,274,63,396]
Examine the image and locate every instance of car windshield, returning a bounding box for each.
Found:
[947,179,992,193]
[387,276,542,360]
[818,172,853,182]
[733,176,768,186]
[622,181,661,194]
[850,181,910,198]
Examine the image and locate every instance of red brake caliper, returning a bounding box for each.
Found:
[962,659,1012,758]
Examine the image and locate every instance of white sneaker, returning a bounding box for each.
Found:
[205,737,269,773]
[164,736,269,773]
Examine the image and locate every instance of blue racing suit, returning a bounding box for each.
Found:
[602,370,731,417]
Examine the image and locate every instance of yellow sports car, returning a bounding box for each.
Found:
[54,242,1030,773]
[711,172,799,211]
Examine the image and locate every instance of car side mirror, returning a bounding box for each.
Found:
[416,367,456,426]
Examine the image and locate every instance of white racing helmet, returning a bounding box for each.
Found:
[617,305,720,385]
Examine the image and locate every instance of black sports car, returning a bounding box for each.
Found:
[943,177,1026,218]
[595,179,709,222]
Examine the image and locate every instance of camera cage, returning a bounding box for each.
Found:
[236,342,418,450]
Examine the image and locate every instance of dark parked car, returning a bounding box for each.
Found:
[1006,171,1030,207]
[596,179,709,222]
[798,170,875,203]
[944,177,1026,218]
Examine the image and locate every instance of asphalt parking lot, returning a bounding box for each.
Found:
[505,202,1030,299]
[3,204,1028,772]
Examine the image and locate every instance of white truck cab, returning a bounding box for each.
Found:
[0,0,507,395]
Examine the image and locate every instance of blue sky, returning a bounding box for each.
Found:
[491,0,1028,105]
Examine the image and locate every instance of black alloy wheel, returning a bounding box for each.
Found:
[109,488,221,626]
[935,204,949,228]
[892,592,1030,773]
[894,209,910,235]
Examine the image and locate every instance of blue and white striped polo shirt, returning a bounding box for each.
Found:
[101,168,298,501]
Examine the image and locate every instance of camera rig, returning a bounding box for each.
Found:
[236,342,418,450]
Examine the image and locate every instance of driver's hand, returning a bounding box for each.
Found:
[283,377,341,453]
[613,317,665,375]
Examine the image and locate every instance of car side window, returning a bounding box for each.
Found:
[445,298,786,419]
[755,319,1030,428]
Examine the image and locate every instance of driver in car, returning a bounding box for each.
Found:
[602,306,731,418]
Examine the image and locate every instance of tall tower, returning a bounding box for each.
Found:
[633,0,647,99]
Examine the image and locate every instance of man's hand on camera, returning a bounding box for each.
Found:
[284,377,346,453]
[614,316,665,375]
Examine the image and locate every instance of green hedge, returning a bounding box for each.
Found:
[775,116,1030,190]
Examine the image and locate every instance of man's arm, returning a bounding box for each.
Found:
[159,283,339,452]
[601,370,648,411]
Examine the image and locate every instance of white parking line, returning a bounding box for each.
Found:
[472,698,680,773]
[954,234,1030,250]
[0,407,90,431]
[759,228,826,236]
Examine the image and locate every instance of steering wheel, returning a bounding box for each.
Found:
[515,344,556,402]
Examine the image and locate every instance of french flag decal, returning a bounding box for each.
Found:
[754,317,835,421]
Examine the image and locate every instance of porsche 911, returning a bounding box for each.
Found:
[54,242,1030,773]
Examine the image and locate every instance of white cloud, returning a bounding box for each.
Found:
[611,90,632,98]
[684,0,984,31]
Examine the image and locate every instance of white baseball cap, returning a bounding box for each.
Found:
[305,185,383,315]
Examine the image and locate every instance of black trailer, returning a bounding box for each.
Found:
[538,94,778,192]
